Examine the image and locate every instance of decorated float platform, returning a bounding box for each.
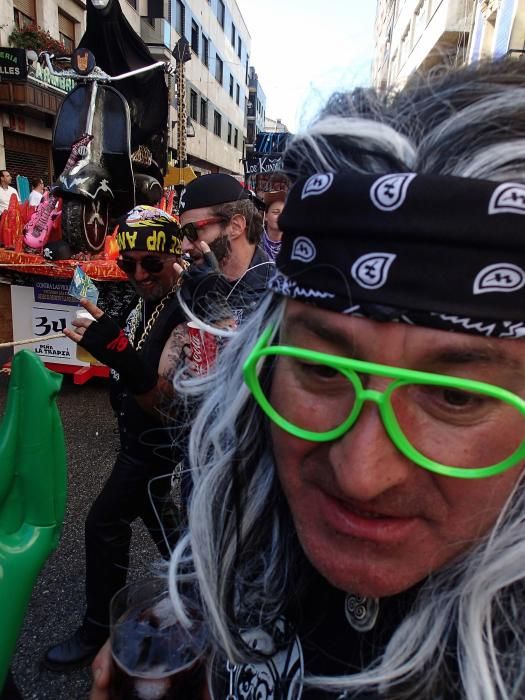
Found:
[0,229,133,385]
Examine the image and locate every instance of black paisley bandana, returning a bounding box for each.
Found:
[270,172,525,338]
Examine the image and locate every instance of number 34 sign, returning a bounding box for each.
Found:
[10,284,88,367]
[30,305,79,363]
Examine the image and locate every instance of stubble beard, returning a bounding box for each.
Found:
[209,234,232,264]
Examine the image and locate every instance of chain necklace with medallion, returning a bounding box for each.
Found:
[127,287,178,351]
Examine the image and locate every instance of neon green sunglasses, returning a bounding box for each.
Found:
[242,325,525,479]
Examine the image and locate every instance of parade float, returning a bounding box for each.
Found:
[0,0,173,383]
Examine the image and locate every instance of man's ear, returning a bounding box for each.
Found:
[228,213,247,240]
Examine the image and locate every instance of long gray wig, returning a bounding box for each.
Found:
[170,60,525,699]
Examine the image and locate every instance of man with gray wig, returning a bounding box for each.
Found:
[91,59,525,700]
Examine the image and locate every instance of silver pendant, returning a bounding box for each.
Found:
[344,593,379,632]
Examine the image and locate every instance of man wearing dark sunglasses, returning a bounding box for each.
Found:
[44,206,186,672]
[178,173,274,324]
[116,252,180,301]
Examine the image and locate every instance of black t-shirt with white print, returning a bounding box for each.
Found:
[209,574,460,700]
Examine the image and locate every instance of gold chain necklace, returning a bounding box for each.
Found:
[127,288,178,351]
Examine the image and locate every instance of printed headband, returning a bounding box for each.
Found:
[117,205,182,255]
[269,172,525,338]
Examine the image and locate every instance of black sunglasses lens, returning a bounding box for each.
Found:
[141,257,164,273]
[182,223,198,242]
[117,257,164,274]
[117,258,135,273]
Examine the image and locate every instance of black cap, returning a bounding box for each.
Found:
[179,174,255,213]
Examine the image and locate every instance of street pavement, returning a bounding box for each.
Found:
[0,368,159,699]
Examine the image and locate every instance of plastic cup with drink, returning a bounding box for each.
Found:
[109,578,208,700]
[186,322,218,376]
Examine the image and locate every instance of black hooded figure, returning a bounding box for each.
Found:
[78,0,168,183]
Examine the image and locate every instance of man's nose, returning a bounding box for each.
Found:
[133,262,149,281]
[327,402,412,501]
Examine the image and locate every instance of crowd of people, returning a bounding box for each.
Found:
[0,172,48,212]
[43,174,275,671]
[4,55,525,700]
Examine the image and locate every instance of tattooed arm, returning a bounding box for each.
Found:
[134,321,190,415]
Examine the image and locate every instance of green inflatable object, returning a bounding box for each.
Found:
[0,351,67,688]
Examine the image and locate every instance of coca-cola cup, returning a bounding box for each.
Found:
[187,322,217,375]
[109,578,208,700]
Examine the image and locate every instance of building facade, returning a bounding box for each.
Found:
[245,66,266,159]
[468,0,525,62]
[144,0,251,176]
[264,116,288,132]
[0,0,250,182]
[373,0,475,88]
[0,0,89,182]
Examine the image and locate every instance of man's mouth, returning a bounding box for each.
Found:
[317,490,421,544]
[347,505,390,519]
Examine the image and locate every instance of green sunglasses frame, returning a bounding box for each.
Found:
[242,325,525,479]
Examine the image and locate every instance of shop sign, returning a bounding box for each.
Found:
[30,61,75,93]
[0,48,27,81]
[245,155,283,175]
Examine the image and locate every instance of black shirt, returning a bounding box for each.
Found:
[109,293,185,465]
[209,574,460,699]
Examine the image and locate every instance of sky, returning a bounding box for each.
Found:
[236,0,377,133]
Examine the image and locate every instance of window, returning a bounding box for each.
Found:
[229,74,234,98]
[215,55,223,84]
[231,23,236,46]
[200,98,208,127]
[58,11,76,53]
[14,9,33,28]
[413,0,427,39]
[227,122,232,144]
[236,83,240,106]
[144,5,154,27]
[191,20,199,54]
[175,0,185,37]
[214,110,222,137]
[245,56,249,84]
[13,0,36,28]
[202,35,209,67]
[237,36,242,59]
[234,128,238,148]
[190,89,198,120]
[217,0,225,28]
